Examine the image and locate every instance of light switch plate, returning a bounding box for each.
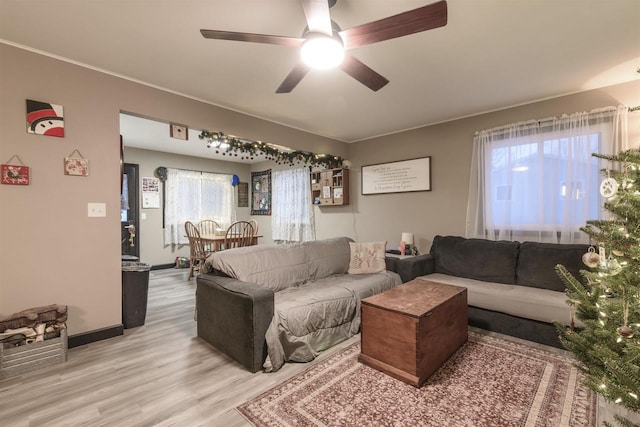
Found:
[88,202,106,217]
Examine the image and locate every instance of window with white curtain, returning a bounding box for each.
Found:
[271,167,315,242]
[163,168,236,245]
[466,106,629,244]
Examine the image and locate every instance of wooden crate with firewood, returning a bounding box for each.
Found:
[0,304,69,379]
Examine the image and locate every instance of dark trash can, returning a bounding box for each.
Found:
[121,261,151,329]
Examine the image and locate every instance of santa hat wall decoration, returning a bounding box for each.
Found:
[26,99,64,137]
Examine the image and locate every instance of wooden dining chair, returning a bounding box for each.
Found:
[248,219,258,235]
[197,219,220,252]
[224,221,256,250]
[197,219,220,236]
[184,221,211,280]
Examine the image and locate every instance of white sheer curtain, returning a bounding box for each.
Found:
[271,167,315,242]
[466,106,629,244]
[164,168,236,245]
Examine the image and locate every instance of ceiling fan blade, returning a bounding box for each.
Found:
[276,62,311,93]
[339,0,447,50]
[301,0,333,35]
[339,54,389,92]
[200,29,303,47]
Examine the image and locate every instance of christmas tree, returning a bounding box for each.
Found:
[555,148,640,423]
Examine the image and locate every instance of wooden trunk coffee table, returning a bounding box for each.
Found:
[358,279,468,387]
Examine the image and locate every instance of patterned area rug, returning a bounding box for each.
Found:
[238,331,596,427]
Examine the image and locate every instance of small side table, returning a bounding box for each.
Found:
[359,279,468,387]
[385,253,431,283]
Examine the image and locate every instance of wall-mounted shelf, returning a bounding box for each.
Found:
[311,168,350,206]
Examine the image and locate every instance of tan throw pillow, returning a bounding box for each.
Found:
[348,241,387,274]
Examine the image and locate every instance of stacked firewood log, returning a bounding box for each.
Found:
[0,304,67,347]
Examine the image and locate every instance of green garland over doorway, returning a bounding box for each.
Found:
[199,130,343,169]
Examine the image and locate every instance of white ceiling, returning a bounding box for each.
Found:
[119,113,262,163]
[1,0,639,148]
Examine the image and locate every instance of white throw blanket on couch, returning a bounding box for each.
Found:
[263,270,400,371]
[205,237,401,371]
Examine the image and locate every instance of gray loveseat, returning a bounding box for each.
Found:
[387,235,589,348]
[196,237,401,372]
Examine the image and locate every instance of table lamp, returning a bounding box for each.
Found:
[401,232,414,255]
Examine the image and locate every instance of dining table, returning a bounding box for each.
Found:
[199,233,262,252]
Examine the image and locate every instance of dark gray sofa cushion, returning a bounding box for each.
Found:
[385,254,434,283]
[516,241,589,292]
[430,235,519,284]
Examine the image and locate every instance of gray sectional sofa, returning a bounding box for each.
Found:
[386,235,590,348]
[196,237,401,372]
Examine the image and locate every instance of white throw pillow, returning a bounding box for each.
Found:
[348,241,387,274]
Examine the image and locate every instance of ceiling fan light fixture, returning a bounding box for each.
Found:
[201,0,448,92]
[301,33,344,70]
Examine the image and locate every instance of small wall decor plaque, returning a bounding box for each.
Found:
[237,182,249,207]
[141,176,160,208]
[1,155,30,185]
[64,149,89,176]
[26,99,64,137]
[170,123,188,140]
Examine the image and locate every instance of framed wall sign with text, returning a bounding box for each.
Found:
[362,157,431,195]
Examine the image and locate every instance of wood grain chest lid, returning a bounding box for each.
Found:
[362,279,466,318]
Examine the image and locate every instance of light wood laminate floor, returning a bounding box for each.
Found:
[0,269,358,426]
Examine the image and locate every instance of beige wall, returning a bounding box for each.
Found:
[1,42,638,338]
[0,44,345,335]
[346,80,640,253]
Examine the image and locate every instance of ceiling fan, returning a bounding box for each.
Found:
[200,0,447,93]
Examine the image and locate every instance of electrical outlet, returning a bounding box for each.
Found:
[88,202,106,217]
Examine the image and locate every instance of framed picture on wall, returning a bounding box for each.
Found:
[170,123,188,140]
[141,176,160,208]
[1,164,30,185]
[361,156,431,195]
[251,169,271,215]
[64,150,89,176]
[237,182,249,207]
[26,99,64,137]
